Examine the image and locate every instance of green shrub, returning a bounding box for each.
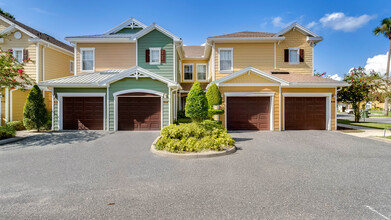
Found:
[177,118,192,124]
[177,110,186,119]
[23,85,48,131]
[185,81,209,122]
[44,111,52,131]
[6,121,25,131]
[0,126,16,140]
[206,83,222,107]
[156,122,235,153]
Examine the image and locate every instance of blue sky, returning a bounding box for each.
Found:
[2,0,391,79]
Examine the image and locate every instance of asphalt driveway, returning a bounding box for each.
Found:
[1,130,391,219]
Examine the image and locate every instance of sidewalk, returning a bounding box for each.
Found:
[338,123,391,144]
[0,130,46,145]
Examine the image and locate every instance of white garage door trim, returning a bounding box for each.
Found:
[57,93,106,131]
[224,92,275,131]
[282,93,332,131]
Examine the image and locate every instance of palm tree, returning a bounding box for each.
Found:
[374,17,391,116]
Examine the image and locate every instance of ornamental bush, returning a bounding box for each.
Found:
[6,121,25,131]
[206,83,222,107]
[155,121,235,153]
[23,85,48,131]
[185,81,209,122]
[0,126,16,139]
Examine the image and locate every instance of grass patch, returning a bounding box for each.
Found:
[338,119,391,130]
[383,136,391,139]
[369,110,391,118]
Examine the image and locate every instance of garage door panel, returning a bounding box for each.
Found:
[285,97,326,130]
[63,97,104,130]
[118,97,161,131]
[227,97,270,130]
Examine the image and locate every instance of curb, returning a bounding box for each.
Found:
[368,136,391,144]
[0,136,28,145]
[150,136,237,159]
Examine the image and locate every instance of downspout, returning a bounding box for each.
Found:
[36,43,40,83]
[335,87,342,131]
[212,42,215,81]
[51,87,54,130]
[5,88,9,123]
[274,42,276,69]
[107,84,110,131]
[42,46,45,81]
[172,88,179,121]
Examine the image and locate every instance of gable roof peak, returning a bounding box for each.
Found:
[274,22,320,38]
[104,17,147,35]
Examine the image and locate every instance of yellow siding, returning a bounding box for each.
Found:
[218,86,280,131]
[76,43,136,74]
[0,29,37,81]
[276,30,313,74]
[44,91,52,112]
[0,89,5,126]
[214,43,274,79]
[181,60,209,83]
[11,89,29,122]
[44,47,73,80]
[281,88,336,131]
[225,72,274,84]
[0,19,8,31]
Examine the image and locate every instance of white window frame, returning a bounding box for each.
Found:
[183,64,194,81]
[80,48,95,72]
[288,47,300,65]
[196,64,208,82]
[218,48,233,73]
[149,47,161,65]
[70,60,74,73]
[12,48,24,63]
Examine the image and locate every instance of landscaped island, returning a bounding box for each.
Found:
[154,82,235,154]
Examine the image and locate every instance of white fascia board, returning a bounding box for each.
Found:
[283,82,349,87]
[104,17,147,35]
[28,38,73,56]
[65,37,135,43]
[307,36,323,44]
[0,17,36,38]
[133,23,181,41]
[274,22,320,38]
[0,24,16,34]
[207,37,285,43]
[38,83,106,88]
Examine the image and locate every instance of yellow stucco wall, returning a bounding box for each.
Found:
[281,88,336,131]
[44,47,73,80]
[276,30,313,75]
[76,43,136,74]
[218,86,280,131]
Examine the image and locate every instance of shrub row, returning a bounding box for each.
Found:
[0,126,16,140]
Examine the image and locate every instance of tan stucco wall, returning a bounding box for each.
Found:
[76,43,136,74]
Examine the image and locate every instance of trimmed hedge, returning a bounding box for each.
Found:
[0,126,16,140]
[156,121,235,153]
[6,121,25,131]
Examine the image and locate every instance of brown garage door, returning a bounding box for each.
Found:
[285,97,326,130]
[63,97,104,130]
[118,96,161,131]
[227,97,270,130]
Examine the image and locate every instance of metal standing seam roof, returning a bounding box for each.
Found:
[66,33,135,39]
[40,69,126,86]
[208,31,276,38]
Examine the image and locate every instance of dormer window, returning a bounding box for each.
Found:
[284,48,304,64]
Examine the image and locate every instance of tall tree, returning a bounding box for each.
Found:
[338,67,384,122]
[374,17,391,115]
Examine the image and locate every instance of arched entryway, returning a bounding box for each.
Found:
[114,89,163,131]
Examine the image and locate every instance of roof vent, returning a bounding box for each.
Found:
[271,71,290,74]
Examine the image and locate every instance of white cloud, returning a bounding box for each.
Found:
[31,8,55,15]
[364,52,390,76]
[306,21,317,29]
[319,12,375,32]
[328,74,343,81]
[200,43,206,46]
[272,16,303,28]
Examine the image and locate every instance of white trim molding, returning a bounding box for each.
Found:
[282,93,332,131]
[224,92,275,131]
[112,89,165,131]
[57,93,106,131]
[196,63,208,82]
[218,48,233,73]
[219,83,280,87]
[183,63,194,82]
[149,47,161,65]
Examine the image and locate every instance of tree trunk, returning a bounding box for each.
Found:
[353,102,361,122]
[384,38,391,116]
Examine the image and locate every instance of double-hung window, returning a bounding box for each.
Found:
[150,48,161,65]
[80,48,94,72]
[183,64,193,81]
[13,48,23,63]
[219,48,233,72]
[197,64,207,81]
[288,48,300,64]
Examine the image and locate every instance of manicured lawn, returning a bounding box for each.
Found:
[337,119,391,129]
[369,110,391,118]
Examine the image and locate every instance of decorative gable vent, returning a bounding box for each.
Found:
[104,17,148,35]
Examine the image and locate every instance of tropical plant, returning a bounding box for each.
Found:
[0,49,33,89]
[23,85,48,131]
[185,81,209,122]
[338,67,384,122]
[374,17,391,115]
